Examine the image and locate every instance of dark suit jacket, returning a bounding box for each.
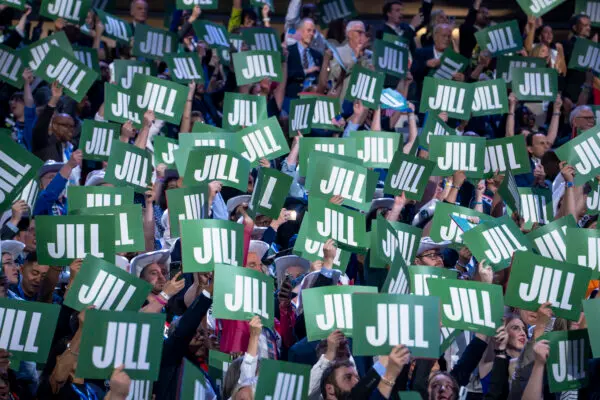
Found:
[459,6,479,59]
[31,105,65,162]
[410,46,435,101]
[376,23,417,56]
[285,43,323,99]
[563,36,590,103]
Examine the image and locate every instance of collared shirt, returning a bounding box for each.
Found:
[433,47,443,60]
[296,42,315,69]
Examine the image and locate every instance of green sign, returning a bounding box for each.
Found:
[131,74,187,125]
[72,205,145,253]
[371,215,423,268]
[301,285,378,341]
[496,55,544,87]
[429,135,486,178]
[165,53,204,84]
[35,47,98,102]
[112,60,154,90]
[471,79,508,117]
[183,147,250,192]
[0,139,43,211]
[298,137,357,176]
[565,227,600,280]
[556,125,600,185]
[526,215,576,262]
[429,202,487,245]
[568,37,600,76]
[76,309,165,380]
[255,359,311,400]
[586,180,600,215]
[64,255,152,312]
[543,329,590,393]
[352,293,440,358]
[408,265,457,296]
[180,358,216,399]
[317,0,356,28]
[382,257,411,294]
[73,46,101,76]
[430,49,468,80]
[289,97,316,135]
[95,9,133,45]
[192,21,230,50]
[80,120,120,161]
[40,0,91,24]
[292,216,352,271]
[177,0,218,9]
[0,44,24,88]
[384,151,435,200]
[418,113,455,151]
[576,0,600,27]
[208,350,232,396]
[23,32,73,72]
[105,141,152,193]
[427,279,504,336]
[166,186,209,237]
[104,83,142,127]
[419,77,474,120]
[67,186,134,211]
[512,67,558,102]
[181,220,244,272]
[232,51,283,85]
[0,0,27,10]
[462,215,531,272]
[153,136,179,169]
[475,20,523,57]
[222,92,268,131]
[35,215,115,265]
[212,264,274,327]
[374,39,408,78]
[517,0,566,17]
[583,298,600,358]
[484,135,530,177]
[516,186,553,228]
[346,65,384,109]
[133,24,176,60]
[349,131,399,169]
[300,95,343,131]
[176,131,233,174]
[248,167,293,219]
[505,250,592,321]
[0,298,60,363]
[241,27,281,53]
[305,153,378,212]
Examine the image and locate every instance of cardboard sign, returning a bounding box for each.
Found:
[408,265,457,296]
[166,186,210,237]
[384,151,435,200]
[76,309,165,380]
[289,97,316,135]
[248,167,293,219]
[543,329,591,392]
[131,74,188,125]
[576,0,600,27]
[512,67,558,102]
[565,227,600,280]
[475,20,523,57]
[420,77,473,120]
[484,135,531,177]
[382,256,411,294]
[583,298,600,358]
[349,131,400,169]
[35,47,98,102]
[103,83,142,127]
[0,298,60,363]
[370,215,423,268]
[302,285,378,341]
[255,360,310,400]
[112,60,154,90]
[292,216,352,271]
[23,32,73,72]
[177,0,218,9]
[153,136,179,169]
[104,141,152,193]
[298,137,357,176]
[212,265,274,327]
[0,44,24,88]
[526,214,575,262]
[165,53,204,84]
[67,186,134,211]
[418,113,455,151]
[80,120,120,161]
[299,94,342,131]
[95,9,133,45]
[517,187,553,228]
[505,250,591,321]
[192,21,230,50]
[232,51,282,85]
[429,135,486,178]
[346,65,384,109]
[222,92,268,131]
[133,24,176,60]
[41,0,91,24]
[183,147,251,192]
[181,220,244,272]
[517,0,566,17]
[427,279,504,336]
[430,49,469,80]
[317,0,356,28]
[429,202,487,245]
[556,124,600,185]
[352,293,440,358]
[471,79,509,117]
[374,39,408,78]
[241,27,281,53]
[35,215,115,265]
[0,140,43,211]
[496,55,544,87]
[64,255,152,312]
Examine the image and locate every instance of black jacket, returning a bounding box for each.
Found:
[285,43,323,99]
[31,105,66,162]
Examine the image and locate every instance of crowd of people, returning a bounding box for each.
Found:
[0,0,599,398]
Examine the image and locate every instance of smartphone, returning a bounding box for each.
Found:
[170,262,184,280]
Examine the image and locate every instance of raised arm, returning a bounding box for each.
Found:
[522,341,549,400]
[403,103,418,154]
[506,92,517,137]
[180,82,196,133]
[135,110,154,150]
[546,94,562,146]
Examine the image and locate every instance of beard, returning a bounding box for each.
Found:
[333,385,351,400]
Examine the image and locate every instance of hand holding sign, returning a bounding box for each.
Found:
[534,340,550,364]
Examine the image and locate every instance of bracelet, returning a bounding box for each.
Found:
[154,295,167,306]
[566,181,574,188]
[380,376,395,387]
[552,112,560,116]
[159,291,171,301]
[263,17,270,22]
[450,184,461,190]
[473,201,483,205]
[494,349,507,356]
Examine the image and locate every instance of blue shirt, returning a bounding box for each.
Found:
[33,173,68,216]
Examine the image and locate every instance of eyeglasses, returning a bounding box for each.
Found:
[575,115,596,122]
[418,251,443,259]
[349,30,367,36]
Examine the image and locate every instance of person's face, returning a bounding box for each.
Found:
[326,367,359,399]
[9,99,24,119]
[577,17,592,37]
[189,318,214,357]
[528,134,549,158]
[521,108,536,128]
[519,308,537,326]
[387,3,403,25]
[100,64,110,82]
[0,377,9,400]
[130,0,148,23]
[540,26,553,44]
[51,114,75,142]
[21,262,49,297]
[347,24,367,47]
[537,45,550,60]
[285,266,305,279]
[301,21,316,46]
[233,387,254,400]
[85,10,95,28]
[2,254,19,285]
[415,250,444,267]
[428,374,457,400]
[475,7,489,26]
[506,318,527,352]
[242,14,256,27]
[166,179,178,190]
[40,172,57,190]
[246,252,264,273]
[574,109,596,131]
[17,219,35,252]
[433,26,451,51]
[141,263,167,294]
[434,12,448,25]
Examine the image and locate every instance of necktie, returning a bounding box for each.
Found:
[302,47,309,70]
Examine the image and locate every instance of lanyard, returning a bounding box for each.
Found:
[71,383,97,400]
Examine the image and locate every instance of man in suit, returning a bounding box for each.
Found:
[375,0,423,56]
[286,18,323,100]
[130,0,148,32]
[411,24,455,100]
[562,14,592,105]
[458,0,489,59]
